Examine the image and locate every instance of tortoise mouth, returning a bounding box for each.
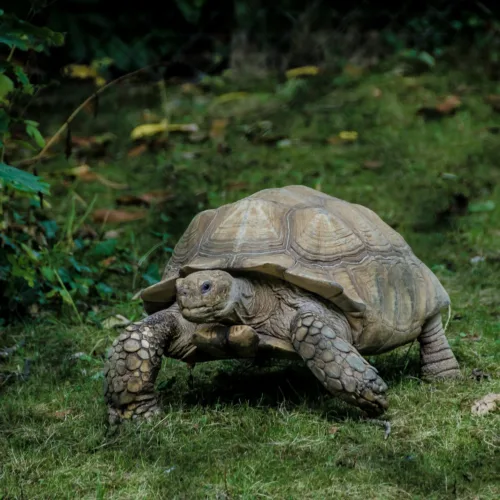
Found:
[181,305,215,322]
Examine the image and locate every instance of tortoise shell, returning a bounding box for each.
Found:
[141,185,449,347]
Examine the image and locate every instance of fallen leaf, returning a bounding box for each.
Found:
[100,256,117,267]
[436,95,461,114]
[115,195,149,207]
[130,121,199,140]
[127,143,148,157]
[339,131,358,142]
[131,121,168,140]
[62,64,105,86]
[363,160,383,169]
[285,66,320,79]
[327,136,342,145]
[53,409,72,419]
[92,209,147,224]
[70,133,116,156]
[209,118,229,140]
[140,190,174,205]
[343,64,363,78]
[66,165,128,190]
[471,393,500,416]
[417,95,461,119]
[225,181,249,191]
[116,190,174,207]
[102,314,131,329]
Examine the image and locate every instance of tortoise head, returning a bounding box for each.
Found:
[176,270,237,323]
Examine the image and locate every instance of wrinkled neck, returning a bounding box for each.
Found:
[228,277,276,326]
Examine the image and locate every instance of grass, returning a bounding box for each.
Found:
[1,60,500,499]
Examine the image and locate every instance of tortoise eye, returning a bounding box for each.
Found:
[200,281,212,294]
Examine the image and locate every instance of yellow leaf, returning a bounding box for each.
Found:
[212,92,249,105]
[130,121,169,140]
[339,131,358,141]
[62,64,107,86]
[285,66,320,79]
[63,64,98,79]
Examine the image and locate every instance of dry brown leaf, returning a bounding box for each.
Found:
[67,165,128,190]
[95,175,128,190]
[116,190,173,207]
[327,136,342,145]
[53,409,72,419]
[418,95,461,119]
[127,143,148,157]
[343,64,363,78]
[140,190,174,205]
[225,181,249,191]
[92,209,147,224]
[100,256,117,267]
[363,160,383,169]
[70,133,115,155]
[209,118,229,140]
[115,195,149,207]
[436,95,461,114]
[471,394,500,416]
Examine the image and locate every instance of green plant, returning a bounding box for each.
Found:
[0,11,141,323]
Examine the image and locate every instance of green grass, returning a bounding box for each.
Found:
[1,63,500,499]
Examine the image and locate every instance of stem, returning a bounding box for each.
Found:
[0,48,16,164]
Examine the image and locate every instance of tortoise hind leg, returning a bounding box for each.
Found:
[418,313,460,379]
[291,311,388,416]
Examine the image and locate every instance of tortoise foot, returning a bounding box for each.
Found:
[292,311,389,415]
[107,398,161,425]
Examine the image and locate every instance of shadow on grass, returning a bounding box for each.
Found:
[158,347,423,421]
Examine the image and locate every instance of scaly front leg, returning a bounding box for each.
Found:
[104,304,197,424]
[291,310,389,416]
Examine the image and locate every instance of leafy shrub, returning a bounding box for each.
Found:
[0,10,148,324]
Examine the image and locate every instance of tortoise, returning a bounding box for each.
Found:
[104,185,460,423]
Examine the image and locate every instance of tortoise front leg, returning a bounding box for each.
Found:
[104,304,197,424]
[291,311,389,416]
[193,325,260,358]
